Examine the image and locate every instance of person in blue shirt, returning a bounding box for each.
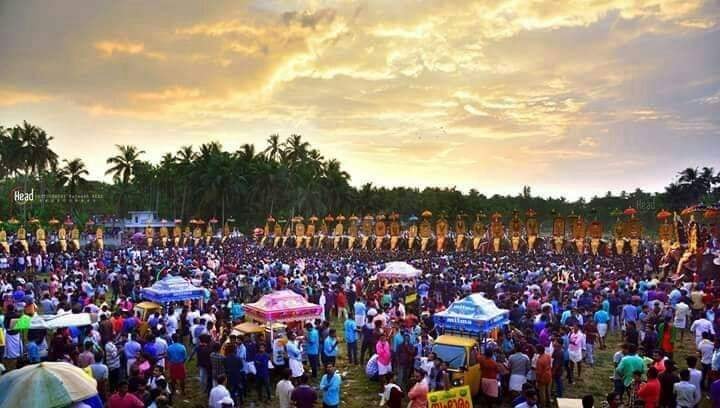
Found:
[320,363,342,408]
[166,334,188,395]
[392,329,404,353]
[323,329,339,365]
[124,336,141,376]
[343,317,358,365]
[622,302,639,326]
[230,301,244,322]
[305,323,320,378]
[354,299,367,328]
[27,338,41,363]
[594,307,610,349]
[254,343,272,402]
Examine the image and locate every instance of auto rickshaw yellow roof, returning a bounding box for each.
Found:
[234,321,287,334]
[136,301,162,309]
[234,322,264,334]
[435,334,478,348]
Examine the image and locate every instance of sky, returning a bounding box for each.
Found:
[1,0,719,200]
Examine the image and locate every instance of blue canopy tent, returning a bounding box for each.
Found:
[141,275,205,303]
[433,294,509,335]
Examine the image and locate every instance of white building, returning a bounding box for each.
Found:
[122,211,168,229]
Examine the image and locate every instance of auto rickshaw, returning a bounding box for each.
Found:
[134,301,163,320]
[432,334,482,397]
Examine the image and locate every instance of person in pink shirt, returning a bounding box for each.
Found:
[408,368,429,408]
[108,380,144,408]
[376,333,392,377]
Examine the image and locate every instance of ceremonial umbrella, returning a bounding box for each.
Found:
[63,216,74,226]
[681,204,707,216]
[656,209,672,220]
[48,217,60,225]
[7,217,19,225]
[209,217,219,224]
[0,362,98,408]
[623,207,637,216]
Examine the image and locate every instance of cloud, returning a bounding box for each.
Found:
[463,104,489,117]
[695,89,720,104]
[282,8,336,28]
[0,89,51,106]
[0,0,718,198]
[94,40,166,60]
[578,136,598,148]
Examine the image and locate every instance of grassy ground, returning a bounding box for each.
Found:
[172,325,708,408]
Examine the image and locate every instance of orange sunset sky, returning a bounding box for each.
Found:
[1,0,719,199]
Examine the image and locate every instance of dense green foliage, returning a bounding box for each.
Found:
[1,122,718,232]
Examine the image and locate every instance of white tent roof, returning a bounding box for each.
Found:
[377,261,421,279]
[41,313,94,329]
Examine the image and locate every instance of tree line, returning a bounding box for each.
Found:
[1,121,718,232]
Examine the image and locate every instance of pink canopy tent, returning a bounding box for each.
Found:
[244,290,322,323]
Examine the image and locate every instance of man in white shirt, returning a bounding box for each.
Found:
[165,308,178,337]
[3,330,23,370]
[674,300,691,341]
[690,317,715,346]
[674,369,699,408]
[154,333,169,369]
[276,368,295,408]
[685,356,703,406]
[698,332,715,389]
[209,374,232,408]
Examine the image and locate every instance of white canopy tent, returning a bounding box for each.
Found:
[376,261,421,280]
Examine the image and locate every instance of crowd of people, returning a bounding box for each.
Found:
[0,232,719,408]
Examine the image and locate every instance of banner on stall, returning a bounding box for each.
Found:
[428,385,472,408]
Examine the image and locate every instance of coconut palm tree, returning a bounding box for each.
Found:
[175,145,197,220]
[26,127,58,176]
[58,158,89,213]
[105,144,145,185]
[283,134,310,163]
[106,144,145,216]
[263,134,283,162]
[59,158,89,195]
[322,159,352,212]
[236,143,257,163]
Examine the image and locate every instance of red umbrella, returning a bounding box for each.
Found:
[656,209,672,220]
[623,207,637,216]
[682,204,708,216]
[63,217,74,226]
[705,209,719,219]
